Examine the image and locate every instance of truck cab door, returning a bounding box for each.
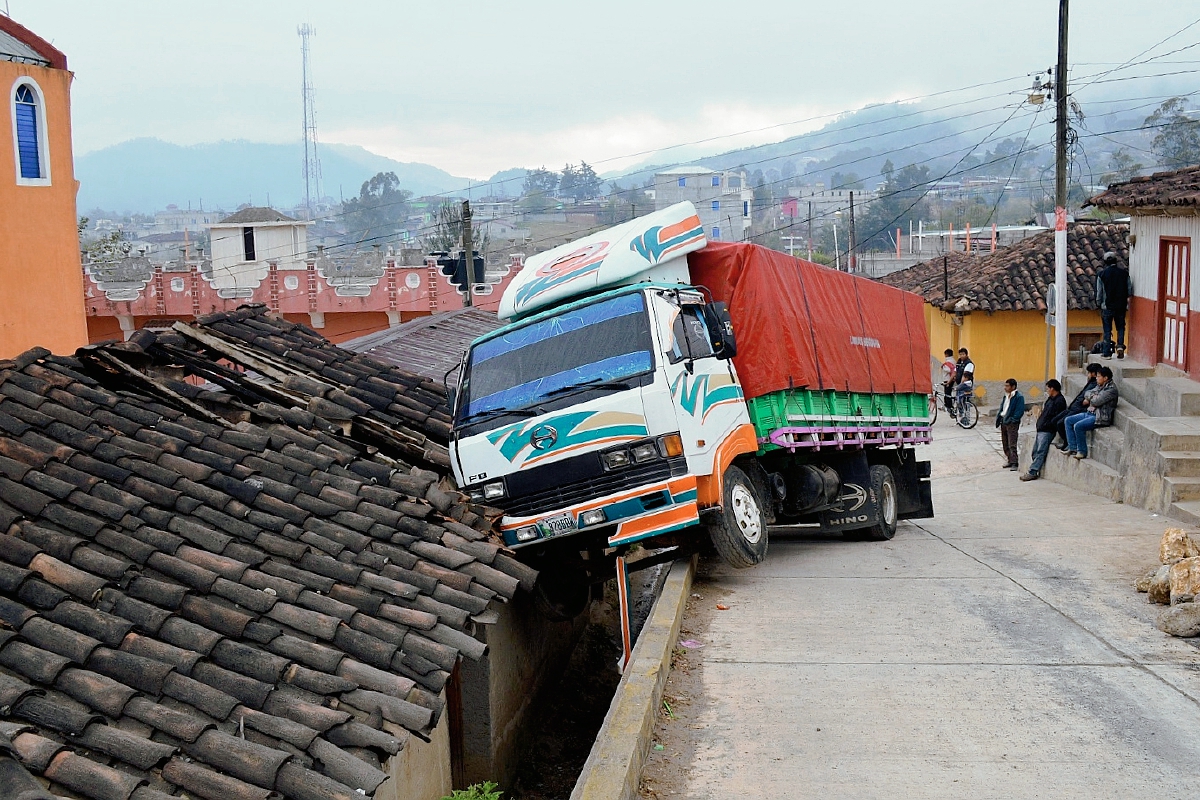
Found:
[653,296,750,478]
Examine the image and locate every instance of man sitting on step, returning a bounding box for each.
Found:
[1052,363,1100,450]
[1063,366,1119,460]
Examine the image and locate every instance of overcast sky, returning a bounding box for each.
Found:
[12,0,1200,178]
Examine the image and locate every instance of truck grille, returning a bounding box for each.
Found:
[499,455,688,519]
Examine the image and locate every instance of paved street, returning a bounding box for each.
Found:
[641,419,1200,799]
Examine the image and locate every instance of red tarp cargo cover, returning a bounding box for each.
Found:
[688,241,932,400]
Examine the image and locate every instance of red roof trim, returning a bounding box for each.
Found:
[0,15,67,71]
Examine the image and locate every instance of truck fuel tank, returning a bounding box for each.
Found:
[781,464,840,516]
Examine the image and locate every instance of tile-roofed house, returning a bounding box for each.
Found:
[343,308,505,382]
[1086,164,1200,213]
[0,306,540,799]
[1087,167,1200,375]
[217,208,299,225]
[878,222,1128,386]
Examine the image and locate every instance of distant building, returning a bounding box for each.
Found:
[206,207,312,297]
[153,204,225,232]
[0,15,88,356]
[652,166,752,241]
[785,183,879,231]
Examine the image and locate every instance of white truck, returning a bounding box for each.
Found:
[448,203,933,615]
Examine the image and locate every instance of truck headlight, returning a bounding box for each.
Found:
[514,525,539,542]
[631,442,658,463]
[580,509,608,527]
[482,481,506,500]
[602,450,631,469]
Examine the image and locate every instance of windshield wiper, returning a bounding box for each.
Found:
[540,378,634,399]
[458,406,541,424]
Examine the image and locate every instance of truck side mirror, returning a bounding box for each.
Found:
[703,302,737,360]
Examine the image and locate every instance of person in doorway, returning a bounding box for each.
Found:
[1052,362,1100,450]
[941,349,957,411]
[996,378,1025,470]
[1063,366,1119,459]
[1096,250,1133,359]
[1021,379,1067,481]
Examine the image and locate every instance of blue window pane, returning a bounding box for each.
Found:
[712,227,721,239]
[743,200,750,217]
[15,98,40,179]
[677,177,686,187]
[711,200,720,211]
[711,176,720,187]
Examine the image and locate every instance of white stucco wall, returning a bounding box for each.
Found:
[1129,215,1200,301]
[207,222,309,293]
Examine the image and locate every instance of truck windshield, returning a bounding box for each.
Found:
[459,292,653,422]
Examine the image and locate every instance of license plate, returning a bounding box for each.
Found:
[537,513,577,538]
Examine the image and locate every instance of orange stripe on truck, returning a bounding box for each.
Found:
[696,423,759,507]
[609,502,699,545]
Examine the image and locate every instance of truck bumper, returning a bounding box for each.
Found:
[499,475,700,549]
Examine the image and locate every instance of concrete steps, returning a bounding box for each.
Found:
[1159,451,1200,476]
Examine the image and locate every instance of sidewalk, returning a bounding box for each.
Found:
[640,419,1200,799]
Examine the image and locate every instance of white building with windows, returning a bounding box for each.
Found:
[206,207,311,297]
[652,166,753,241]
[154,205,226,233]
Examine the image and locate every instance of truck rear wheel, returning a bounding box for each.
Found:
[707,465,768,568]
[864,465,898,541]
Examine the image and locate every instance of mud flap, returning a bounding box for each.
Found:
[818,452,878,532]
[895,457,934,520]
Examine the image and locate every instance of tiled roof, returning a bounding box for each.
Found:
[0,305,535,800]
[1087,165,1200,212]
[216,208,299,225]
[878,222,1128,312]
[344,309,504,381]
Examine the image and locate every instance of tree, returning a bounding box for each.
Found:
[830,171,863,190]
[422,201,490,255]
[558,164,580,199]
[1102,148,1144,184]
[78,217,131,263]
[342,172,412,244]
[575,162,602,200]
[522,167,559,196]
[1144,97,1200,169]
[854,163,933,251]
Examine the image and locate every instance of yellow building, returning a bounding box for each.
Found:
[0,16,87,357]
[880,222,1127,389]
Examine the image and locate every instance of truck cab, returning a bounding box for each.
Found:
[450,203,757,561]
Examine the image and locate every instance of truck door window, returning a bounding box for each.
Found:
[668,306,715,363]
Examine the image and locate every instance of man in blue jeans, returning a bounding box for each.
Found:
[1064,367,1119,459]
[1020,379,1066,481]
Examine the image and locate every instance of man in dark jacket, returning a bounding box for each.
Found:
[1064,366,1119,459]
[1021,379,1067,481]
[996,378,1025,470]
[1053,362,1100,449]
[1096,251,1133,359]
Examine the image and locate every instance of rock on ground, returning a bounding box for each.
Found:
[1135,565,1160,592]
[1171,557,1200,604]
[1148,565,1172,605]
[1160,527,1200,564]
[1158,603,1200,637]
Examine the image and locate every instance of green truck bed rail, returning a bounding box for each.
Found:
[747,387,932,453]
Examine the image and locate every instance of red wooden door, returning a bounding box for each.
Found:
[1161,238,1191,369]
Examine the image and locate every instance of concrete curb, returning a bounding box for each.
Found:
[570,556,696,800]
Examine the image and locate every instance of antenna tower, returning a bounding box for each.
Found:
[298,24,322,215]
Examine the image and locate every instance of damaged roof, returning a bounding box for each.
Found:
[1087,164,1200,212]
[0,305,535,800]
[878,222,1128,312]
[344,308,504,381]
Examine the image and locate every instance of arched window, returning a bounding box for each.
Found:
[12,80,49,184]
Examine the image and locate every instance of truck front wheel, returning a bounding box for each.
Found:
[864,465,898,541]
[707,465,768,568]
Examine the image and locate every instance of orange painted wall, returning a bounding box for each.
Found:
[0,59,87,357]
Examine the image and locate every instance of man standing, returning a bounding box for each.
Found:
[1021,379,1067,481]
[1096,251,1132,359]
[996,378,1025,470]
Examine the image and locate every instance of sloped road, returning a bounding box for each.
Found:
[640,421,1200,799]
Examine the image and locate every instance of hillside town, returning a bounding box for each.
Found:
[5,3,1200,800]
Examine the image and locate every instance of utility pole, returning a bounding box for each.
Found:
[848,191,858,273]
[461,200,474,308]
[1054,0,1069,381]
[807,201,813,261]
